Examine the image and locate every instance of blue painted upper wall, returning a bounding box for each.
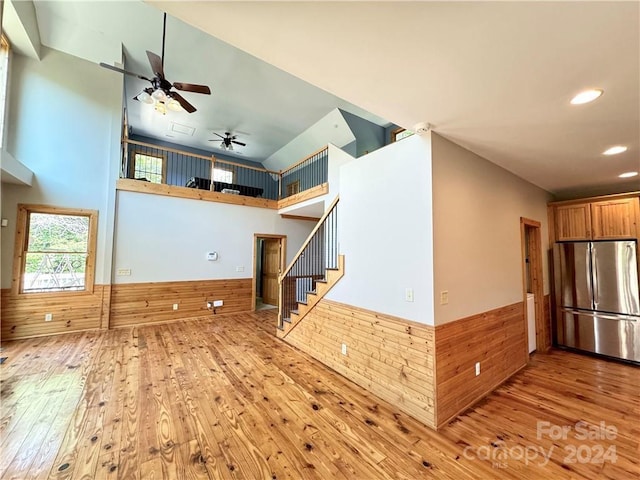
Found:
[128,134,279,199]
[130,134,266,167]
[339,110,386,157]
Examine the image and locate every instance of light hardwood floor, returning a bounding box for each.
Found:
[1,310,638,479]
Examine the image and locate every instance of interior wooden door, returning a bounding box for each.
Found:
[262,238,281,306]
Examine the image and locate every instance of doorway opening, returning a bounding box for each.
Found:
[520,218,545,357]
[253,234,287,312]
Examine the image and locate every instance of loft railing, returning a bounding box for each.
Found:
[122,138,280,200]
[278,197,339,328]
[121,138,328,202]
[279,146,329,199]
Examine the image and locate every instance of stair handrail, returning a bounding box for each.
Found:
[279,195,340,283]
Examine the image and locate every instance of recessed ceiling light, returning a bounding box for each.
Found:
[570,89,603,105]
[603,146,628,155]
[619,171,638,178]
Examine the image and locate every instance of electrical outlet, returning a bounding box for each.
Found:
[440,290,449,305]
[173,303,179,310]
[405,288,414,302]
[45,313,53,322]
[341,343,347,355]
[213,300,223,307]
[117,268,131,276]
[236,266,244,272]
[475,362,481,376]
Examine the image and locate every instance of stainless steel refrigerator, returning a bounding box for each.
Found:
[554,240,640,363]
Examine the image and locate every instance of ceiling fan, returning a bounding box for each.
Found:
[209,132,246,151]
[99,12,211,113]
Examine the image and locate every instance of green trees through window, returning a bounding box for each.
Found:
[23,213,90,292]
[13,205,98,294]
[133,153,165,183]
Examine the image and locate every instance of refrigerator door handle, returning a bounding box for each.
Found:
[560,307,639,322]
[588,243,596,308]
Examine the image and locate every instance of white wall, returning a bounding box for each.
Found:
[1,47,121,288]
[327,134,435,325]
[113,191,314,283]
[432,133,552,325]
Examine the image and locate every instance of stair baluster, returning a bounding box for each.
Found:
[279,197,339,330]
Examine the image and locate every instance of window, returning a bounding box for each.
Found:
[286,180,300,196]
[131,152,165,184]
[0,35,10,148]
[13,205,98,294]
[213,167,234,184]
[391,127,414,143]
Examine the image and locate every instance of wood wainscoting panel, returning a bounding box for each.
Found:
[283,299,436,429]
[435,301,527,428]
[109,278,252,328]
[0,285,107,340]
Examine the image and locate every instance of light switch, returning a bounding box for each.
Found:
[405,288,414,302]
[440,291,449,305]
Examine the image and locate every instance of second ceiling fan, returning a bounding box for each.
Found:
[210,132,247,151]
[100,12,211,113]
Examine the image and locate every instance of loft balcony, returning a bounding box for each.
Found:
[116,136,331,212]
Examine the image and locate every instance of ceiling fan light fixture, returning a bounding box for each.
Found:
[152,88,167,102]
[603,145,627,156]
[137,90,154,105]
[155,101,167,115]
[167,98,182,112]
[570,89,603,105]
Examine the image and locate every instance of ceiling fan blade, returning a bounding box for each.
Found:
[172,82,211,95]
[146,51,165,79]
[231,140,246,147]
[100,62,152,82]
[170,91,196,113]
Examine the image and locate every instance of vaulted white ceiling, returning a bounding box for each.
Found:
[155,1,640,197]
[23,1,388,163]
[7,1,640,197]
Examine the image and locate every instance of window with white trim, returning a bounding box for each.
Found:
[213,167,234,184]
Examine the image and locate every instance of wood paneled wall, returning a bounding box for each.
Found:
[1,279,253,339]
[1,285,109,340]
[284,299,436,429]
[109,278,252,328]
[435,301,527,427]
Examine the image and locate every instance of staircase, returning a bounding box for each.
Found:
[277,197,343,338]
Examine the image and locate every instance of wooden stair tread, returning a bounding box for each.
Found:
[279,255,345,338]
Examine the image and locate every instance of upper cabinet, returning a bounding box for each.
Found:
[555,203,592,241]
[591,198,639,240]
[550,194,639,242]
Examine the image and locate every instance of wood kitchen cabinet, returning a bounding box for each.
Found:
[549,194,639,242]
[554,203,592,241]
[591,198,639,240]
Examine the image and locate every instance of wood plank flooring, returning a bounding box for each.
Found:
[1,310,638,479]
